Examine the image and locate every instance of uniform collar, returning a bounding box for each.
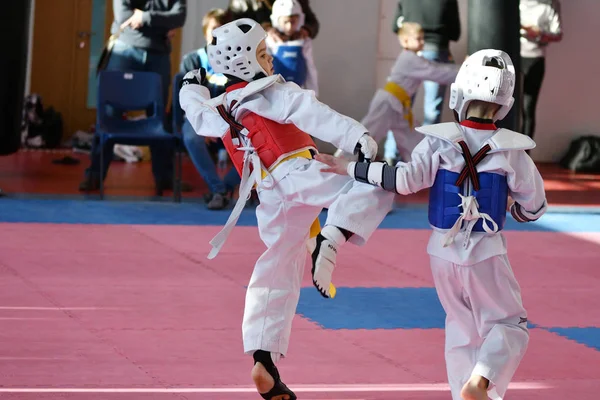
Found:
[225,81,249,93]
[460,118,497,131]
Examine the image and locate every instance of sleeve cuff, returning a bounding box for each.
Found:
[142,11,151,26]
[346,161,357,178]
[511,200,546,223]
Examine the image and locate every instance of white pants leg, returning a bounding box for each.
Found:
[361,90,395,146]
[287,157,395,245]
[242,158,394,355]
[430,255,483,400]
[242,180,321,356]
[430,255,529,400]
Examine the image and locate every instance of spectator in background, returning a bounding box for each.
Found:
[520,0,562,139]
[80,0,187,195]
[180,9,229,98]
[267,0,319,95]
[179,8,240,210]
[392,0,461,126]
[227,0,319,41]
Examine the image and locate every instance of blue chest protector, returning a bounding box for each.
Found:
[272,43,308,87]
[428,169,508,232]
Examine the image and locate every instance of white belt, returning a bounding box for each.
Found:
[442,194,499,249]
[207,147,271,259]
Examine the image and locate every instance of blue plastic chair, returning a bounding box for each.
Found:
[96,71,182,201]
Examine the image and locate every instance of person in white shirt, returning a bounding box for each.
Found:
[336,22,459,162]
[520,0,562,139]
[317,49,547,400]
[266,0,319,95]
[179,18,394,400]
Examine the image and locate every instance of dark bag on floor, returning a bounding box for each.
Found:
[559,136,600,173]
[21,94,63,149]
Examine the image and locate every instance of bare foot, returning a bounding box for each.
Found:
[461,376,489,400]
[251,362,291,400]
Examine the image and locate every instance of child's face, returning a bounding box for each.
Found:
[205,19,221,44]
[278,15,301,36]
[400,31,425,52]
[256,40,274,76]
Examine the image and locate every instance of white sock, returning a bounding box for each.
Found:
[270,352,281,364]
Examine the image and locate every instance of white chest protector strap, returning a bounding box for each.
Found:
[208,149,262,259]
[207,100,273,259]
[442,194,499,248]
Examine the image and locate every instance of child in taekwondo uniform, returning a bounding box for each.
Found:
[266,0,319,95]
[179,18,394,400]
[317,49,547,400]
[336,22,460,162]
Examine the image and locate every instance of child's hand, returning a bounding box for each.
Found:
[294,27,310,40]
[316,153,350,175]
[521,25,541,40]
[267,27,284,43]
[121,9,144,30]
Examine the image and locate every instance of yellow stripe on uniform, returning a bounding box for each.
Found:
[384,81,414,129]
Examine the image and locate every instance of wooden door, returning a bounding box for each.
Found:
[30,0,91,140]
[30,0,182,141]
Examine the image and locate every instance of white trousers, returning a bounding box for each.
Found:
[430,254,529,400]
[242,157,395,356]
[361,90,424,162]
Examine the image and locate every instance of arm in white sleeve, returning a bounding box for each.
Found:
[261,83,366,154]
[407,55,460,86]
[302,39,319,97]
[507,151,548,222]
[542,0,563,42]
[346,137,442,195]
[179,84,228,138]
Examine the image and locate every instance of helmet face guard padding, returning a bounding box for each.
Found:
[208,18,268,81]
[448,49,516,122]
[270,0,305,33]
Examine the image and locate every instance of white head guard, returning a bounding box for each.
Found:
[449,49,516,122]
[270,0,305,32]
[208,18,268,81]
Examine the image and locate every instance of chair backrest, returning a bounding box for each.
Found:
[172,72,185,134]
[97,71,164,122]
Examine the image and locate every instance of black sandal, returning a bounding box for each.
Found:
[253,350,297,400]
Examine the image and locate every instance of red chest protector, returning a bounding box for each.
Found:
[217,83,316,176]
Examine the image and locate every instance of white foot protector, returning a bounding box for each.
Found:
[311,225,345,298]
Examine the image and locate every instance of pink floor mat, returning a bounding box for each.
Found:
[0,223,599,399]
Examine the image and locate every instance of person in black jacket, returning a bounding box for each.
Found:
[391,0,461,126]
[80,0,187,195]
[227,0,319,41]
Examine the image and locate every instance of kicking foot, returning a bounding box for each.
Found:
[252,351,296,400]
[460,376,489,400]
[311,225,345,298]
